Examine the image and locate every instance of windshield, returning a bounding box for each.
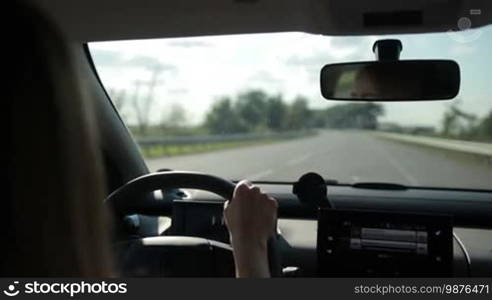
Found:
[89,26,492,190]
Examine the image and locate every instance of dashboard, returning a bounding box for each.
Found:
[142,182,492,277]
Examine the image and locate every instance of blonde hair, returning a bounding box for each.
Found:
[5,2,113,276]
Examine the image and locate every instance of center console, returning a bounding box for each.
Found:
[317,209,453,277]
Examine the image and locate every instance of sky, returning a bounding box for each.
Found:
[88,25,492,129]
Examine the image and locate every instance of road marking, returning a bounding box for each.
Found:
[246,169,273,181]
[287,153,313,166]
[384,153,420,186]
[364,135,420,186]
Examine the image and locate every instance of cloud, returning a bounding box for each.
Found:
[330,36,372,50]
[166,40,213,48]
[285,37,374,67]
[167,88,189,95]
[247,71,283,86]
[285,54,329,71]
[283,36,376,83]
[126,56,177,72]
[91,48,177,73]
[90,49,124,66]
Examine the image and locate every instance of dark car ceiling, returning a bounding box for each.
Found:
[30,0,492,42]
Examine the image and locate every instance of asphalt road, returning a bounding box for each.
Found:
[146,130,492,190]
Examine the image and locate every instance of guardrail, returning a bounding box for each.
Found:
[136,130,316,147]
[375,132,492,157]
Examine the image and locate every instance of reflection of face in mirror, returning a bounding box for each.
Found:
[352,67,380,99]
[349,64,423,100]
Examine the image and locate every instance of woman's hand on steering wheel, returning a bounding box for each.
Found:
[224,180,278,278]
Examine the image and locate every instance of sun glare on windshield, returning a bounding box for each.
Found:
[89,27,492,190]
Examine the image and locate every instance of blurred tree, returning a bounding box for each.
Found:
[478,110,492,140]
[286,96,313,130]
[357,103,384,129]
[133,65,164,135]
[265,95,288,131]
[235,90,268,131]
[321,103,384,129]
[441,102,478,138]
[160,103,187,129]
[442,109,459,136]
[204,97,246,134]
[203,90,386,134]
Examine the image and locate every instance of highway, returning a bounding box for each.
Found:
[146,131,492,190]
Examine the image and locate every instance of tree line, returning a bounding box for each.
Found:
[204,90,384,134]
[109,84,492,141]
[110,87,386,136]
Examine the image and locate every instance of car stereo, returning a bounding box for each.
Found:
[317,209,453,277]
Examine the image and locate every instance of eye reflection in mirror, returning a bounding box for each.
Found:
[320,60,460,101]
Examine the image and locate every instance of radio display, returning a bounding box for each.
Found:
[317,209,453,277]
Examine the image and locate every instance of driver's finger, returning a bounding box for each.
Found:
[250,186,261,195]
[234,181,250,196]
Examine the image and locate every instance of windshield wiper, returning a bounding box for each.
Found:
[351,182,408,190]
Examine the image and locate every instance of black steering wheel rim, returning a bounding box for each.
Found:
[105,171,281,277]
[106,171,235,216]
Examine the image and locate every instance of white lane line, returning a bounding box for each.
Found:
[287,153,313,166]
[364,135,420,186]
[384,153,420,186]
[245,169,273,181]
[374,145,420,186]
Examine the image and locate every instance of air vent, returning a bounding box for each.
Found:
[364,10,423,27]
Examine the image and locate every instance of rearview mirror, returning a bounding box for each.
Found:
[320,60,460,101]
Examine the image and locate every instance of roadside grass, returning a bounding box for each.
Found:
[141,138,287,158]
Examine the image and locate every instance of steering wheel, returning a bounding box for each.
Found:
[105,171,281,277]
